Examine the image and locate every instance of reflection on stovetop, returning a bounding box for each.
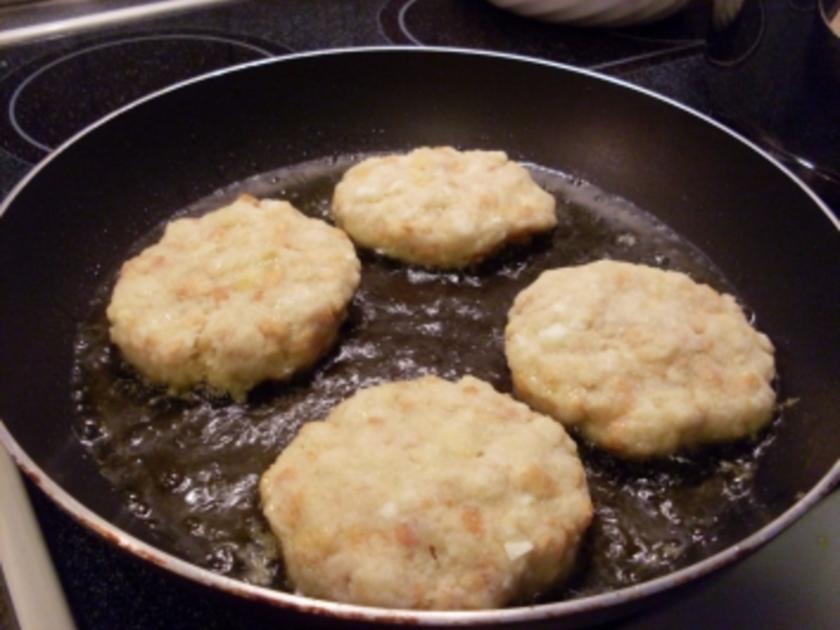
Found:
[0,0,837,627]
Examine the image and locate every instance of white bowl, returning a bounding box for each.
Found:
[487,0,692,27]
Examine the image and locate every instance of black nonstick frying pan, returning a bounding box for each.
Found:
[0,48,838,627]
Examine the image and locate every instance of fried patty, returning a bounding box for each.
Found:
[260,375,592,610]
[505,260,776,458]
[332,147,557,268]
[107,194,360,400]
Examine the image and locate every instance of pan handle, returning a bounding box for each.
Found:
[0,447,76,630]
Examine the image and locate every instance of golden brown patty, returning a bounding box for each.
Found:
[107,195,360,400]
[505,260,776,458]
[259,375,592,610]
[331,147,557,268]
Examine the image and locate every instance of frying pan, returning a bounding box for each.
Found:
[0,48,838,627]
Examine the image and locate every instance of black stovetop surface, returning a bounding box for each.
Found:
[0,1,837,628]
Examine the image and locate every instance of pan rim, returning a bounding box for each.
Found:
[1,46,838,624]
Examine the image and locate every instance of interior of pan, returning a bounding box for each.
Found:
[0,49,837,622]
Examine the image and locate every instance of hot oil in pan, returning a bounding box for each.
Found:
[70,154,779,600]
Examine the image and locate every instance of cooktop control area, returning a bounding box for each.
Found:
[0,1,837,628]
